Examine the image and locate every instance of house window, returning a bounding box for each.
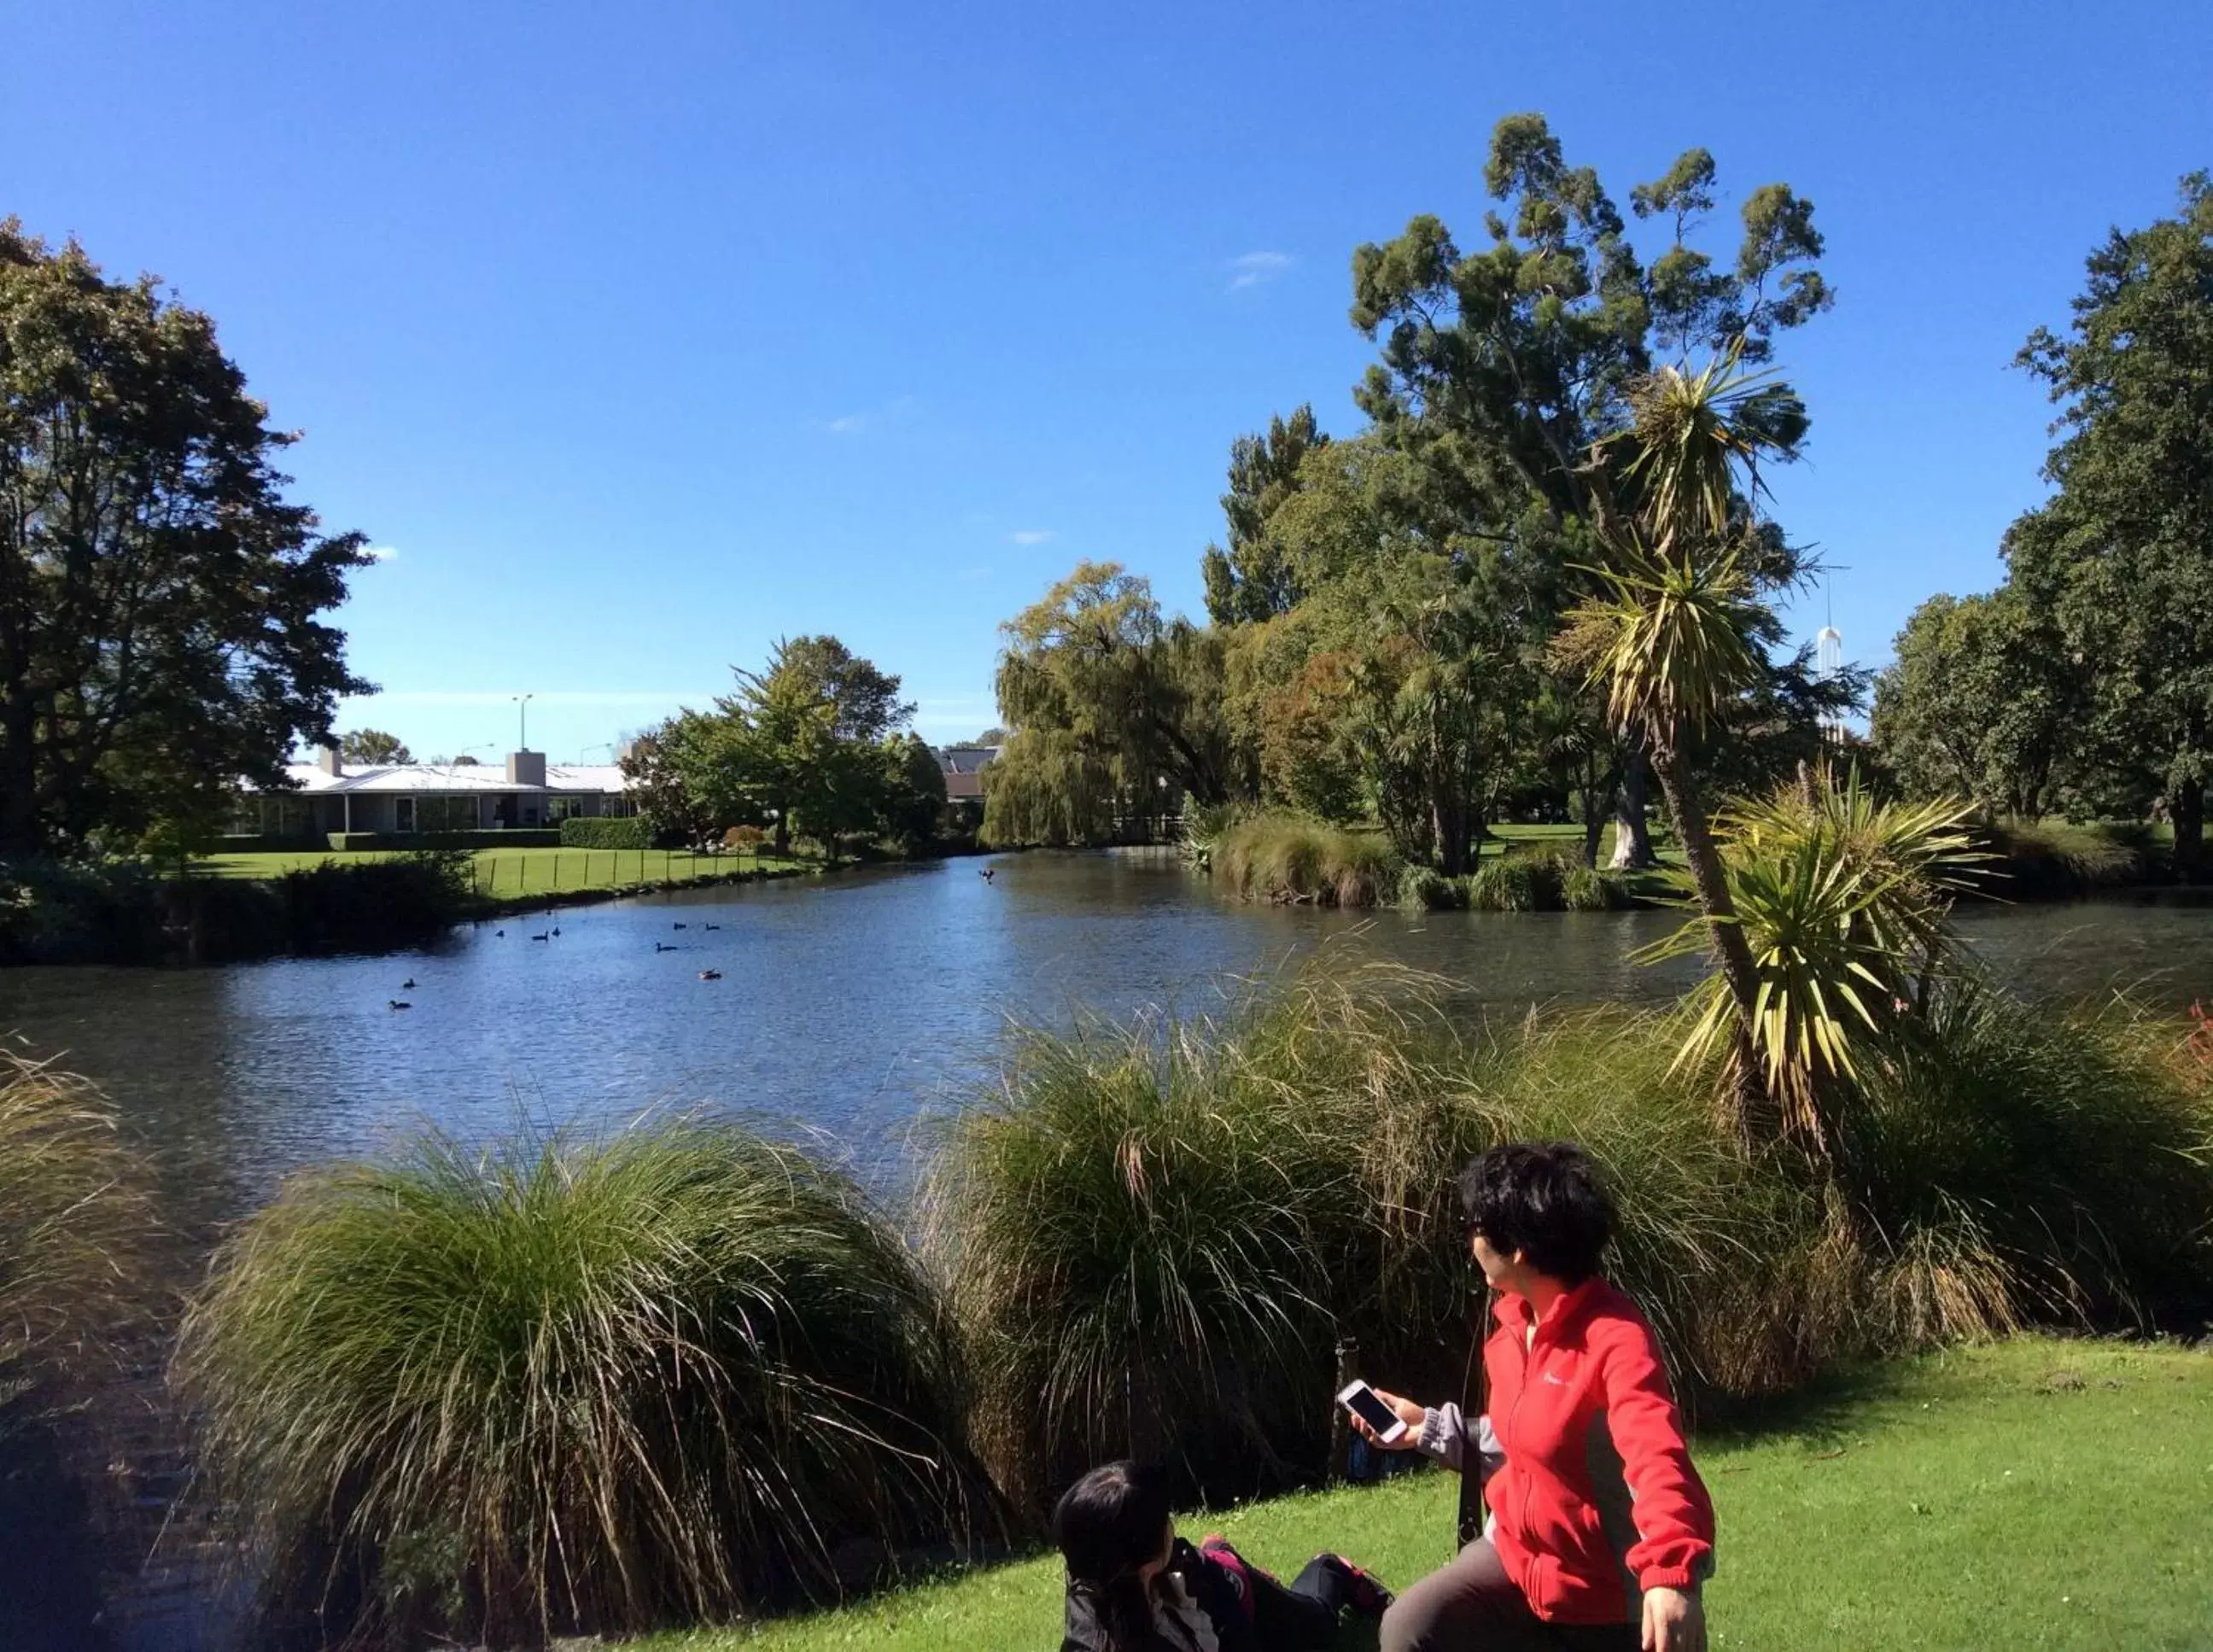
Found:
[549,795,586,820]
[395,798,417,833]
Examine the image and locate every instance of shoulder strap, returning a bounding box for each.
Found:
[1455,1287,1492,1549]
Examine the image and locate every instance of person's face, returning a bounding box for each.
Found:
[1469,1229,1522,1292]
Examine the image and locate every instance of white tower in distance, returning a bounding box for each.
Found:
[1815,581,1846,744]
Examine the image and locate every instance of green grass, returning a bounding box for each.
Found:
[195,844,812,900]
[637,1337,2213,1652]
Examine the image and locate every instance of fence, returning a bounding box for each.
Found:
[470,849,753,898]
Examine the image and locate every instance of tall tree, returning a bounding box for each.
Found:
[0,222,371,855]
[1871,589,2080,818]
[339,729,412,766]
[2006,173,2213,873]
[723,635,915,852]
[1346,114,1832,863]
[1200,406,1328,625]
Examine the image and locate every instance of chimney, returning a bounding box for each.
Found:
[505,750,547,786]
[316,744,344,777]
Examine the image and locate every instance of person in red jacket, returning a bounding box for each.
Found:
[1353,1142,1713,1652]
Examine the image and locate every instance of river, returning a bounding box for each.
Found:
[0,850,2208,1648]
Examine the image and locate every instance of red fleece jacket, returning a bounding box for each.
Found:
[1483,1276,1715,1623]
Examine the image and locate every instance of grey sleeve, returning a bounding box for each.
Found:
[1416,1406,1504,1487]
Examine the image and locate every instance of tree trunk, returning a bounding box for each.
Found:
[1609,747,1655,869]
[2174,779,2204,881]
[1650,741,1770,1146]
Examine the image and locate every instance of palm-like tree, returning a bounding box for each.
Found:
[1556,352,1803,1135]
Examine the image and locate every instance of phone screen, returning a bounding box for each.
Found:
[1341,1382,1402,1435]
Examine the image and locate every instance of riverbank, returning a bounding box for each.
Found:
[638,1337,2213,1652]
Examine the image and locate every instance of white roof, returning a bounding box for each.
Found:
[254,762,628,796]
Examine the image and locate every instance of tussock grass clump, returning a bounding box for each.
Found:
[927,965,1848,1513]
[1460,844,1629,912]
[1211,814,1402,906]
[926,966,1474,1511]
[1847,986,2213,1338]
[175,1120,993,1648]
[0,1053,150,1409]
[1979,818,2147,896]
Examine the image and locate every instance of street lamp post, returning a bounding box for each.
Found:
[512,693,534,751]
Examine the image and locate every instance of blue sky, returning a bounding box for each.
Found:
[5,1,2209,761]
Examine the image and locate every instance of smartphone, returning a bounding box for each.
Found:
[1336,1379,1409,1445]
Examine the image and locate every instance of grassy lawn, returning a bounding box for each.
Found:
[196,845,813,899]
[640,1337,2213,1652]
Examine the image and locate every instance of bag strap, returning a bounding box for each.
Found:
[1455,1287,1492,1550]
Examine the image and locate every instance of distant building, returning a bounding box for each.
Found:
[233,748,632,839]
[936,744,1001,801]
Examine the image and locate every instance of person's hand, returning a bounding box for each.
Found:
[1641,1585,1705,1652]
[1350,1390,1427,1451]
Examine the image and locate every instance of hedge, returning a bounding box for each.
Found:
[558,816,653,849]
[324,830,563,851]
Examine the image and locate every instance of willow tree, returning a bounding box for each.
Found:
[983,563,1233,847]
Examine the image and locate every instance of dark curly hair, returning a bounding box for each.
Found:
[1457,1141,1615,1284]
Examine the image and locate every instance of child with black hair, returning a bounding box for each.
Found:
[1054,1460,1392,1652]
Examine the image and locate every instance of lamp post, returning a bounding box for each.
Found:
[512,693,534,752]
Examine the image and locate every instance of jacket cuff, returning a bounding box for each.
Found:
[1637,1565,1703,1593]
[1416,1405,1459,1462]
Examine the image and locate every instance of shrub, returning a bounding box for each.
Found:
[1978,818,2146,896]
[558,816,652,850]
[175,1120,995,1647]
[722,824,769,852]
[1211,814,1402,907]
[1397,864,1460,910]
[0,1054,150,1410]
[1466,855,1542,912]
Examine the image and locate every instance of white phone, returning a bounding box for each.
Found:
[1337,1378,1409,1445]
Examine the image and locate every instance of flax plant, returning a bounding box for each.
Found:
[1644,768,1987,1154]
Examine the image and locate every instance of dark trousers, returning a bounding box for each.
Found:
[1248,1554,1354,1649]
[1380,1539,1638,1652]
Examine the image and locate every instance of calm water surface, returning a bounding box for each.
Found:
[0,850,2209,1227]
[0,851,2208,1649]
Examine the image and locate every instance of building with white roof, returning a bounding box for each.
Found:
[235,748,632,840]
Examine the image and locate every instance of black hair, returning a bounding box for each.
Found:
[1054,1461,1173,1652]
[1457,1141,1614,1284]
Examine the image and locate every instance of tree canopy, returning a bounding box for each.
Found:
[625,637,943,853]
[340,730,412,767]
[2004,173,2213,869]
[0,221,371,855]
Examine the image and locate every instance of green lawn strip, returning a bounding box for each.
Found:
[639,1337,2213,1652]
[194,846,815,898]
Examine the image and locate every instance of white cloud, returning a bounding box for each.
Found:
[364,545,399,561]
[957,564,993,582]
[1227,250,1293,291]
[1005,529,1056,546]
[807,394,919,437]
[818,413,869,435]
